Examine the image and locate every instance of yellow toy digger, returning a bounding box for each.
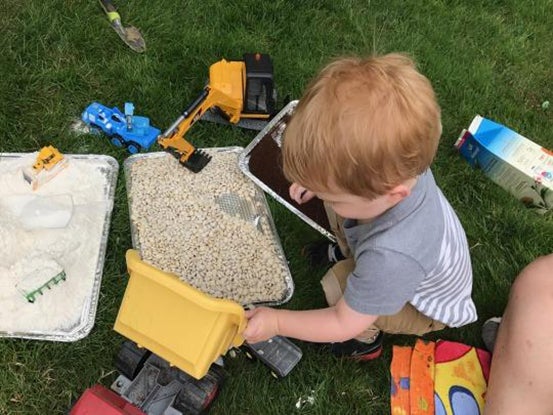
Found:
[158,53,276,173]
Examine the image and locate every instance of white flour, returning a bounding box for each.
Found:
[0,154,112,335]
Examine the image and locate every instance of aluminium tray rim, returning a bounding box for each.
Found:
[0,152,119,342]
[123,147,294,307]
[238,100,336,242]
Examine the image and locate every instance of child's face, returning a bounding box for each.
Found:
[315,190,395,220]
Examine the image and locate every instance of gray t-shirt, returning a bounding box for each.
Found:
[342,169,477,328]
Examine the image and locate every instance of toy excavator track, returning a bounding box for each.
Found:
[200,110,270,131]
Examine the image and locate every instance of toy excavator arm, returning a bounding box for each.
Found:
[158,85,241,172]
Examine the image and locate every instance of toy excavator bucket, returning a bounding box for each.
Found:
[182,149,211,173]
[114,250,246,380]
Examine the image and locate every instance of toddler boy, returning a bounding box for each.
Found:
[243,53,477,359]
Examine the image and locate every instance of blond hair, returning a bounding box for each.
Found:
[282,53,442,199]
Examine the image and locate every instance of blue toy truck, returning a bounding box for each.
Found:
[81,102,160,154]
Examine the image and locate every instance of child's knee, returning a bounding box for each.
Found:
[320,260,353,305]
[321,271,343,306]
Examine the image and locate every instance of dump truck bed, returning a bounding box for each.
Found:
[114,250,246,380]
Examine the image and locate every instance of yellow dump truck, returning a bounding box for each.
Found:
[78,250,302,415]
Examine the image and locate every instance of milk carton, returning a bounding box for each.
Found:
[455,115,553,213]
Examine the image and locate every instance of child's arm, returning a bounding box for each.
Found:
[243,298,378,344]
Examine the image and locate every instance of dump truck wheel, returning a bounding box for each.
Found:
[114,341,150,381]
[171,364,225,414]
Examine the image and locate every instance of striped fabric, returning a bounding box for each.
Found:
[411,190,477,327]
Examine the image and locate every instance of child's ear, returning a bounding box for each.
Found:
[387,184,412,203]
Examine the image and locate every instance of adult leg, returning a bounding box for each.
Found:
[484,253,553,415]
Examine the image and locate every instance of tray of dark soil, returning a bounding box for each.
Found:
[238,100,335,241]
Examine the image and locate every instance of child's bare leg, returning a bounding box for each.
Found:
[484,254,553,415]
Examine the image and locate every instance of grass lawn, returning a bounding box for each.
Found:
[1,0,552,413]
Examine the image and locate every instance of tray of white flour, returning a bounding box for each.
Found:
[0,153,118,341]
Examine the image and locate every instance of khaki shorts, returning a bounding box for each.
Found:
[321,258,446,342]
[323,202,352,258]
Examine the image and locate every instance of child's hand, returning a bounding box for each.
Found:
[289,183,315,204]
[243,307,279,344]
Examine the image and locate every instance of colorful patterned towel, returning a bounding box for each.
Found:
[390,339,491,415]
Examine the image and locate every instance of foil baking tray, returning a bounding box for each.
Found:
[124,147,294,306]
[0,153,119,342]
[238,100,336,242]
